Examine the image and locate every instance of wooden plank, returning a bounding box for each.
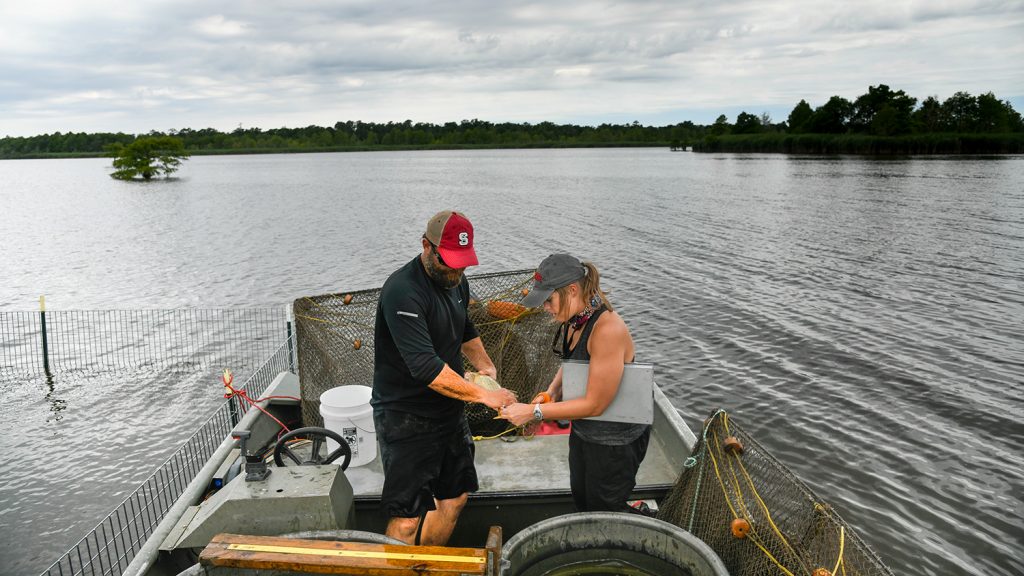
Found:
[483,526,502,576]
[200,533,487,575]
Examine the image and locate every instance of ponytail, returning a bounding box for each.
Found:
[553,259,613,315]
[579,261,612,312]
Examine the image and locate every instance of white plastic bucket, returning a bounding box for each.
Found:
[318,385,376,468]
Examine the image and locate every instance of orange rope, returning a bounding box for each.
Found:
[222,369,295,433]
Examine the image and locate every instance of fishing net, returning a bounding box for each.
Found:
[657,410,895,576]
[292,269,561,436]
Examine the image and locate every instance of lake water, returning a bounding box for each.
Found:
[1,149,1022,576]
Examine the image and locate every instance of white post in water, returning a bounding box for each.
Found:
[286,303,295,373]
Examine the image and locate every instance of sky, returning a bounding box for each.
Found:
[1,0,1022,137]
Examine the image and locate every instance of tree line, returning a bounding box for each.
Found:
[0,120,703,158]
[695,86,1023,153]
[1,86,1020,158]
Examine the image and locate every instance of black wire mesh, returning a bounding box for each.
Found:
[39,337,294,576]
[1,309,287,377]
[657,410,895,576]
[293,269,562,436]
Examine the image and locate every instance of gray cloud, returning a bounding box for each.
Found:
[1,0,1022,136]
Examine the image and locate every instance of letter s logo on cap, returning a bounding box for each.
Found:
[459,232,469,246]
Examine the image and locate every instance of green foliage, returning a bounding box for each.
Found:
[912,96,943,133]
[850,84,917,135]
[733,112,763,134]
[787,100,814,134]
[693,132,1024,154]
[975,92,1014,133]
[808,96,854,134]
[783,87,1021,144]
[0,132,135,158]
[942,91,978,132]
[1,121,709,159]
[108,136,189,180]
[709,114,731,137]
[1,86,1020,160]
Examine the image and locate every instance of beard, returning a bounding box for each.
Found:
[424,256,464,289]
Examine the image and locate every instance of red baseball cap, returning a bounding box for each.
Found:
[425,210,478,269]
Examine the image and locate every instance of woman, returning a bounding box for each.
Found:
[500,253,651,514]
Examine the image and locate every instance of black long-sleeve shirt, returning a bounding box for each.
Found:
[371,256,479,419]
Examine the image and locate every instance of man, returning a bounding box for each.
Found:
[371,210,515,546]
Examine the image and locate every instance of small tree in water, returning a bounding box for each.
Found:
[108,136,189,180]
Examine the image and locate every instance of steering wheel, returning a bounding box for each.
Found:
[273,427,352,470]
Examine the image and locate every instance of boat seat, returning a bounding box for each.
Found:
[199,528,502,575]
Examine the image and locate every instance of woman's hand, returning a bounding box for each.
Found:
[500,402,537,427]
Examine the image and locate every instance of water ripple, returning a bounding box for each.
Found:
[1,151,1023,576]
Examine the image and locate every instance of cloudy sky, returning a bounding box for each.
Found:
[2,0,1022,137]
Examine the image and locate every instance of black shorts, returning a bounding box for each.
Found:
[373,409,479,519]
[568,426,650,513]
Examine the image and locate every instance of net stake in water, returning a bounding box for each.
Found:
[39,295,51,375]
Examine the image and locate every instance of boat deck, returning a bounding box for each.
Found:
[152,373,700,561]
[345,424,685,498]
[240,372,696,500]
[343,386,695,544]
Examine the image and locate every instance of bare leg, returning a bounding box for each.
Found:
[419,493,468,546]
[384,516,420,545]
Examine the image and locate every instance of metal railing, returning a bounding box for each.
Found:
[1,308,288,376]
[40,337,295,576]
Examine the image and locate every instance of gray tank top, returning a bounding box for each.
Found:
[563,307,650,446]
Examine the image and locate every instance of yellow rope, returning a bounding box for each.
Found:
[713,438,799,576]
[705,412,805,576]
[496,317,518,356]
[473,308,541,327]
[293,313,329,324]
[705,427,741,520]
[733,447,805,569]
[728,409,818,572]
[746,534,799,576]
[832,525,845,575]
[718,431,754,521]
[705,421,803,576]
[709,424,750,522]
[302,296,335,316]
[298,297,375,330]
[298,276,536,334]
[489,277,533,301]
[472,426,525,441]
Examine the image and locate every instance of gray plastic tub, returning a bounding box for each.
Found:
[502,512,729,576]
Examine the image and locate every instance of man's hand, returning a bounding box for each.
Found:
[465,371,514,410]
[429,365,515,408]
[462,337,498,382]
[481,387,517,411]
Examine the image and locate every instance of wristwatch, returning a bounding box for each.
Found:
[533,403,544,422]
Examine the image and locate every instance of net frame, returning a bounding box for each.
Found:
[293,269,561,436]
[657,410,896,576]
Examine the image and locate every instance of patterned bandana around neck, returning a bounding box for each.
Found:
[568,293,604,330]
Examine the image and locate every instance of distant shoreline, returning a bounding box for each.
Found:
[5,87,1022,159]
[2,134,1022,160]
[0,141,664,160]
[693,133,1024,155]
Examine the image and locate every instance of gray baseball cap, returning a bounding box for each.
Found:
[522,253,587,307]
